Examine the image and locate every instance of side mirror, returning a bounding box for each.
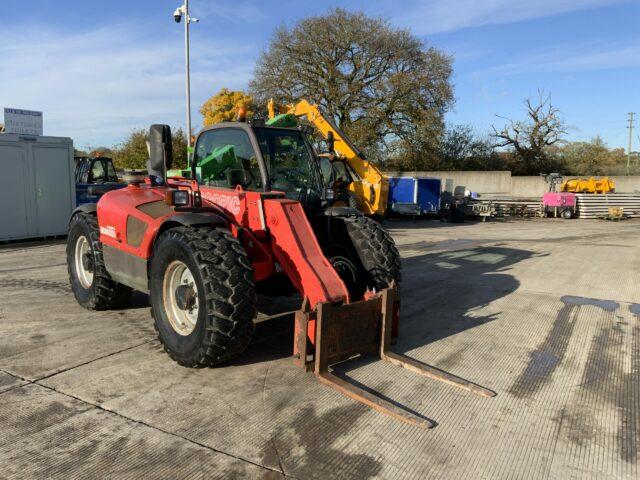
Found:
[326,131,335,153]
[149,124,173,176]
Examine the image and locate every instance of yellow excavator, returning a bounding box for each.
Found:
[267,99,389,217]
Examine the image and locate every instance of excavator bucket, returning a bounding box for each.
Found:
[293,283,496,429]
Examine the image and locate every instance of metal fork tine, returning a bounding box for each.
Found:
[380,285,496,398]
[381,351,496,398]
[316,371,435,429]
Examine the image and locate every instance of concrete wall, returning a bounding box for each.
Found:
[384,170,512,194]
[383,171,640,197]
[610,176,640,193]
[510,177,547,197]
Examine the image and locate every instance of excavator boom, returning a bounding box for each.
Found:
[267,99,389,216]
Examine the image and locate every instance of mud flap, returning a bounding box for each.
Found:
[294,283,496,429]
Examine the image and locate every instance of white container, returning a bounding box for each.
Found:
[0,133,75,241]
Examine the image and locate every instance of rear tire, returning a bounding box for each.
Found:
[332,191,359,210]
[323,215,401,299]
[149,227,256,367]
[67,213,132,310]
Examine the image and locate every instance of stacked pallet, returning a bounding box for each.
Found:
[575,193,640,219]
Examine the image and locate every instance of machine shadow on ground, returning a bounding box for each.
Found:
[383,218,498,231]
[231,246,538,376]
[327,245,537,414]
[396,245,537,350]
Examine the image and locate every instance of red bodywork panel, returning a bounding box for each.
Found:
[97,184,167,257]
[97,182,349,308]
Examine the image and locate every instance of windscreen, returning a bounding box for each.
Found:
[254,128,320,198]
[105,160,118,182]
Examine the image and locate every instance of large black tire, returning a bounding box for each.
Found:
[67,213,132,310]
[149,227,256,367]
[323,215,401,299]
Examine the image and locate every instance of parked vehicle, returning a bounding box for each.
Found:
[74,156,124,205]
[543,192,576,219]
[67,123,493,428]
[542,173,576,219]
[267,99,389,218]
[388,176,441,218]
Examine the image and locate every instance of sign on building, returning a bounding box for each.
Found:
[3,108,43,136]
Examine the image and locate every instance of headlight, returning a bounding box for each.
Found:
[165,189,190,206]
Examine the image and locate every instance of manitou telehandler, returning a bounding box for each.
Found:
[67,122,493,428]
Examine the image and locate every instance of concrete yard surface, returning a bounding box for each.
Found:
[0,218,638,479]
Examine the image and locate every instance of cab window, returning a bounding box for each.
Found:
[106,161,118,181]
[90,160,107,182]
[194,128,262,190]
[254,128,319,197]
[332,161,351,184]
[319,156,333,186]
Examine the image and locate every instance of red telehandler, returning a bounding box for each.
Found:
[67,122,493,428]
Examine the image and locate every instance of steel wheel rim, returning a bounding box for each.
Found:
[74,236,94,289]
[163,260,199,336]
[330,254,359,287]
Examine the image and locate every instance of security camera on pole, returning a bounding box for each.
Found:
[173,1,199,160]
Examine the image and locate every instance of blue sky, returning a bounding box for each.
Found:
[1,0,639,151]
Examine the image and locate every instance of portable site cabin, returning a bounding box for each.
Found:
[0,134,75,241]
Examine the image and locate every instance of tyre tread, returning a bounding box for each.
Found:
[151,226,256,368]
[343,215,402,290]
[67,213,132,310]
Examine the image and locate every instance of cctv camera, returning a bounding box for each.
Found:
[173,7,182,23]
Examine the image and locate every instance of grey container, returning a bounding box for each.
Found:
[0,133,75,241]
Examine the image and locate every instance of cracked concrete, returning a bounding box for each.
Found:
[0,218,638,479]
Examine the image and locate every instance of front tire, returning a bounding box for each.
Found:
[67,213,132,310]
[322,215,401,299]
[150,227,256,367]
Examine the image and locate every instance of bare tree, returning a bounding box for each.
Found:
[492,92,566,174]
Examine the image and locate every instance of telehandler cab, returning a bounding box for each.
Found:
[67,122,493,428]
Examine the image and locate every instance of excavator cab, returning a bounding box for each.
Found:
[317,154,361,209]
[266,98,389,217]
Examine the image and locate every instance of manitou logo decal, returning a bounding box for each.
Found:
[100,225,117,239]
[201,192,241,215]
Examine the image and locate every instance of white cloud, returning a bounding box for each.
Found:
[394,0,631,35]
[479,42,640,76]
[0,23,255,148]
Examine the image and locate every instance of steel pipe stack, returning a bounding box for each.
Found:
[575,193,640,218]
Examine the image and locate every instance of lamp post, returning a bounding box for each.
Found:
[174,1,199,156]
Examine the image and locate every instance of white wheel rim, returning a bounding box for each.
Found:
[74,236,94,289]
[162,260,199,336]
